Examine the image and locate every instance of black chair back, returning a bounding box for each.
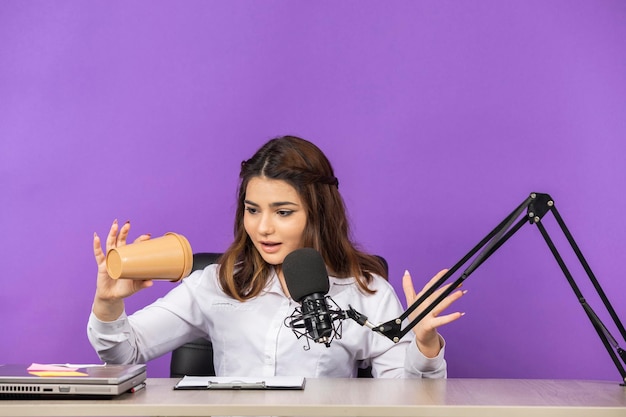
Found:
[169,253,221,378]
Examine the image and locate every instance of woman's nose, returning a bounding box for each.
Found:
[258,214,274,235]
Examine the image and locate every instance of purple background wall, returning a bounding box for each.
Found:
[2,1,625,381]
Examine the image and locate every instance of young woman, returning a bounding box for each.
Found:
[88,136,465,378]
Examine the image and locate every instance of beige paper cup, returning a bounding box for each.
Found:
[106,232,193,282]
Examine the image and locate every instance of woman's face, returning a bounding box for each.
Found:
[243,177,307,265]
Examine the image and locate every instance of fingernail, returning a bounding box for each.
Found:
[404,269,410,276]
[462,290,468,295]
[113,219,118,225]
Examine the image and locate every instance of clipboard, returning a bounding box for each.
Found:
[173,376,306,390]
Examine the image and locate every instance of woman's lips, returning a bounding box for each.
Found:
[260,241,281,253]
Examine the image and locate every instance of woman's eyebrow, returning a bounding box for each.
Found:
[244,200,299,208]
[270,201,299,208]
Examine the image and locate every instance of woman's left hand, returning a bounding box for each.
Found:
[402,269,466,358]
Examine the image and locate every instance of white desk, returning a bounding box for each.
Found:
[1,378,625,416]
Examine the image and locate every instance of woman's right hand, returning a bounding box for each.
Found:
[92,219,153,321]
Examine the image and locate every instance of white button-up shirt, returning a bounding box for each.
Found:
[88,265,446,378]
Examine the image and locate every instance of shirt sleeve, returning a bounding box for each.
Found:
[403,335,447,378]
[87,310,137,364]
[86,269,209,364]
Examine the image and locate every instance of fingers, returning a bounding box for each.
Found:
[428,311,465,328]
[117,221,131,246]
[402,270,416,304]
[135,279,154,291]
[97,219,151,268]
[404,268,467,320]
[415,269,449,298]
[105,219,119,251]
[103,219,135,251]
[133,233,151,244]
[430,288,466,317]
[93,232,105,264]
[404,269,452,305]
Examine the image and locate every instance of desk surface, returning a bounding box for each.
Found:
[1,378,625,417]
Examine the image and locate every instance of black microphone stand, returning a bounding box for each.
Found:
[348,192,626,385]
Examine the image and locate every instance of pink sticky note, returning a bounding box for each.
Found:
[27,363,79,372]
[29,371,89,377]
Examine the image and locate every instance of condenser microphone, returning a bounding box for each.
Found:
[283,248,344,348]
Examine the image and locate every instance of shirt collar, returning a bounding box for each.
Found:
[264,270,357,298]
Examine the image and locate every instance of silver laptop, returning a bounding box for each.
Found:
[0,364,146,399]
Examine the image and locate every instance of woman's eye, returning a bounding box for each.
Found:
[245,207,258,214]
[277,210,293,217]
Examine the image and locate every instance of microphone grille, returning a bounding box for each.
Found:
[282,248,330,302]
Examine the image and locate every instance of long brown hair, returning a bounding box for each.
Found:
[218,136,387,301]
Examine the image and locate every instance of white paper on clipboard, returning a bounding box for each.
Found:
[174,376,306,390]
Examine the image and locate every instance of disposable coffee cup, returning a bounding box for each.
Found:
[106,232,193,282]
